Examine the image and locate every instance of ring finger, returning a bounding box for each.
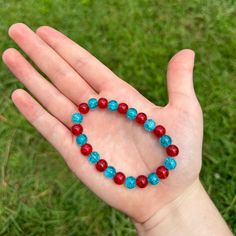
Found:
[2,48,78,128]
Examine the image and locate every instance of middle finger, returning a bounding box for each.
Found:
[8,23,97,104]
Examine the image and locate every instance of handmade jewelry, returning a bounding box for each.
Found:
[71,98,179,189]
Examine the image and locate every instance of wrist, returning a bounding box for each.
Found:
[133,179,233,236]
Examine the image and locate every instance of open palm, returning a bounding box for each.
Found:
[3,23,203,223]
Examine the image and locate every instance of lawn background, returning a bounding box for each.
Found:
[0,0,235,235]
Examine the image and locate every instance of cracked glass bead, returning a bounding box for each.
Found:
[104,166,116,178]
[160,135,172,147]
[125,176,136,189]
[144,119,156,132]
[164,157,177,170]
[72,113,83,124]
[88,98,98,109]
[76,134,87,146]
[88,151,100,164]
[108,100,118,111]
[148,172,160,185]
[126,108,138,120]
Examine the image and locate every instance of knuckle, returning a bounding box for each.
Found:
[74,54,91,69]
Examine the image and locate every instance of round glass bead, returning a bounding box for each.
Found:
[125,176,136,189]
[108,100,118,111]
[71,124,83,136]
[156,166,169,179]
[136,112,147,124]
[126,108,138,120]
[148,172,160,185]
[114,172,126,185]
[78,103,89,114]
[71,113,83,124]
[164,157,177,170]
[166,144,179,157]
[98,97,108,108]
[88,98,98,109]
[96,159,108,172]
[117,103,128,114]
[153,125,166,138]
[144,119,156,132]
[81,143,93,155]
[136,175,148,188]
[88,151,100,164]
[104,166,116,178]
[76,134,88,146]
[160,135,172,147]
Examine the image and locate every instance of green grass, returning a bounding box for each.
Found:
[0,0,236,235]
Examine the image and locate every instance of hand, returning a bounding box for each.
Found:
[3,23,203,224]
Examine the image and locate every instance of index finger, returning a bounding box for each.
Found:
[36,26,126,93]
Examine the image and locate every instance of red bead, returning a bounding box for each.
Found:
[117,103,128,114]
[135,112,147,124]
[81,143,93,155]
[153,125,166,138]
[156,166,169,179]
[136,175,148,188]
[114,172,126,185]
[96,159,108,172]
[166,145,179,157]
[71,124,83,136]
[98,97,108,108]
[78,103,89,114]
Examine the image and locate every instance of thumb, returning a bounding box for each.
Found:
[167,49,197,108]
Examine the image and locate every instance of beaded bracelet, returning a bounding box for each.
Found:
[71,98,179,189]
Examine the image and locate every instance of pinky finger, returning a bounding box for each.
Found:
[11,89,73,157]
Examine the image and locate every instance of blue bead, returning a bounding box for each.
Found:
[144,119,156,132]
[125,176,136,189]
[104,166,116,178]
[160,135,172,147]
[88,98,98,109]
[108,100,118,111]
[71,113,83,124]
[126,108,138,120]
[76,134,87,146]
[164,157,177,170]
[88,151,100,164]
[148,173,160,185]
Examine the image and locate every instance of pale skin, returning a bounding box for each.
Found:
[2,23,233,235]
